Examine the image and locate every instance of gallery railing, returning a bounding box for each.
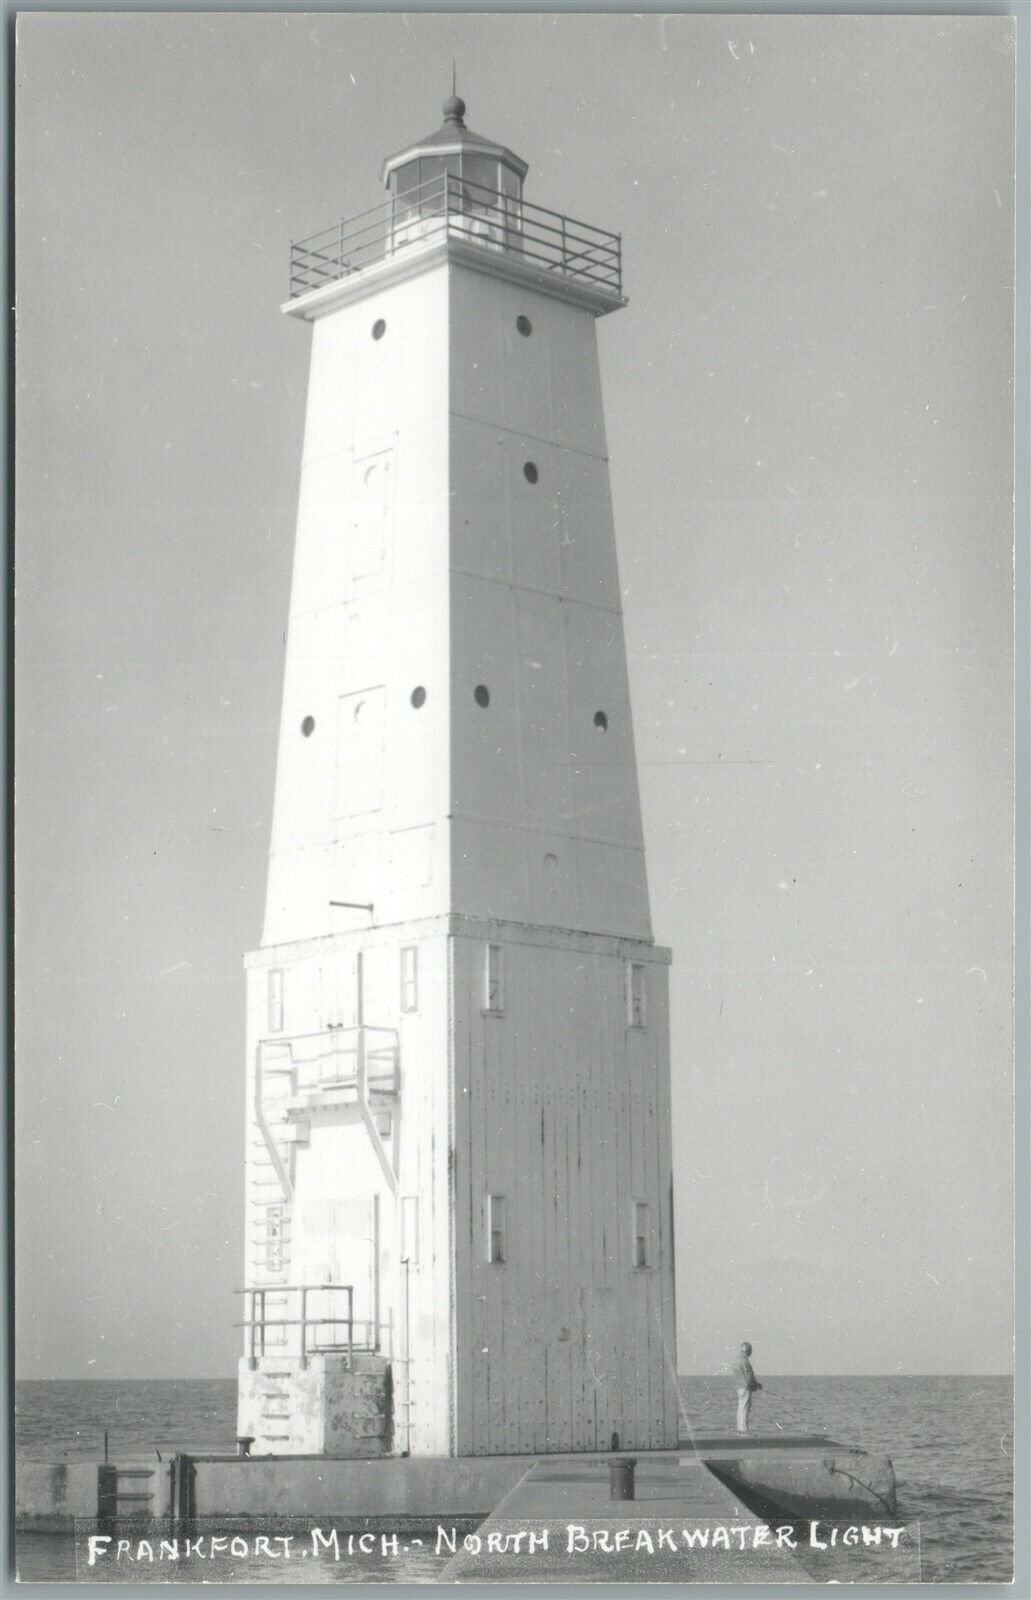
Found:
[289,172,622,300]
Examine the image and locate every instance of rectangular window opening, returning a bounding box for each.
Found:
[627,961,647,1029]
[634,1201,651,1269]
[268,969,284,1034]
[400,946,418,1013]
[484,944,504,1014]
[485,1193,507,1264]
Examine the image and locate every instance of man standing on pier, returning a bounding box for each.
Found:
[734,1341,763,1433]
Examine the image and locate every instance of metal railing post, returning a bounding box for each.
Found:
[235,1280,381,1364]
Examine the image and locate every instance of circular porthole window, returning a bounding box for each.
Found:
[516,315,532,337]
[594,711,609,732]
[523,462,539,484]
[474,685,490,708]
[372,319,386,340]
[410,686,427,708]
[301,716,315,737]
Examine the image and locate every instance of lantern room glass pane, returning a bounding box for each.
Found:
[391,159,421,199]
[390,154,453,248]
[460,153,499,201]
[390,160,422,235]
[417,156,450,201]
[499,165,523,247]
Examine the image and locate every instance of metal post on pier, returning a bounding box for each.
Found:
[608,1455,637,1501]
[169,1455,195,1523]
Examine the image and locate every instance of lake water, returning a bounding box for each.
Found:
[15,1374,1013,1584]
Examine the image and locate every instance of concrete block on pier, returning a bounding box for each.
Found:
[15,1459,172,1530]
[16,1463,102,1530]
[237,1353,391,1457]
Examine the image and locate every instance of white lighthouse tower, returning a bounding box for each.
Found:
[237,92,679,1458]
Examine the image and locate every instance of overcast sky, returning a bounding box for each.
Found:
[16,11,1015,1380]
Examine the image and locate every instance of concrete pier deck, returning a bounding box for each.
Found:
[16,1434,897,1537]
[442,1455,813,1582]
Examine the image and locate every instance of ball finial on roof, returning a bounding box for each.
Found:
[443,61,466,127]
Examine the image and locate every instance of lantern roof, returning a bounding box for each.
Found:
[380,91,529,189]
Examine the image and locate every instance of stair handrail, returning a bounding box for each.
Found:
[254,1025,400,1202]
[234,1283,373,1366]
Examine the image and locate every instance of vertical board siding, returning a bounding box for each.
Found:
[445,266,675,1455]
[450,943,475,1457]
[452,930,677,1455]
[401,934,453,1457]
[657,976,679,1443]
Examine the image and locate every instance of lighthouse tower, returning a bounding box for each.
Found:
[237,93,678,1458]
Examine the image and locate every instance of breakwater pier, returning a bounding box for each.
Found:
[18,1432,899,1581]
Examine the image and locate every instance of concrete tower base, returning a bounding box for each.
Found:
[237,1354,391,1458]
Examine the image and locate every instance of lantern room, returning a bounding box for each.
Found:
[381,91,527,245]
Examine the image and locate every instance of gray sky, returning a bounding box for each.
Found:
[16,11,1014,1379]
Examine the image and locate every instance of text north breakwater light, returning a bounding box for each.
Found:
[82,1520,912,1567]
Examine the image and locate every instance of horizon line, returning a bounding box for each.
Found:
[15,1370,1017,1383]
